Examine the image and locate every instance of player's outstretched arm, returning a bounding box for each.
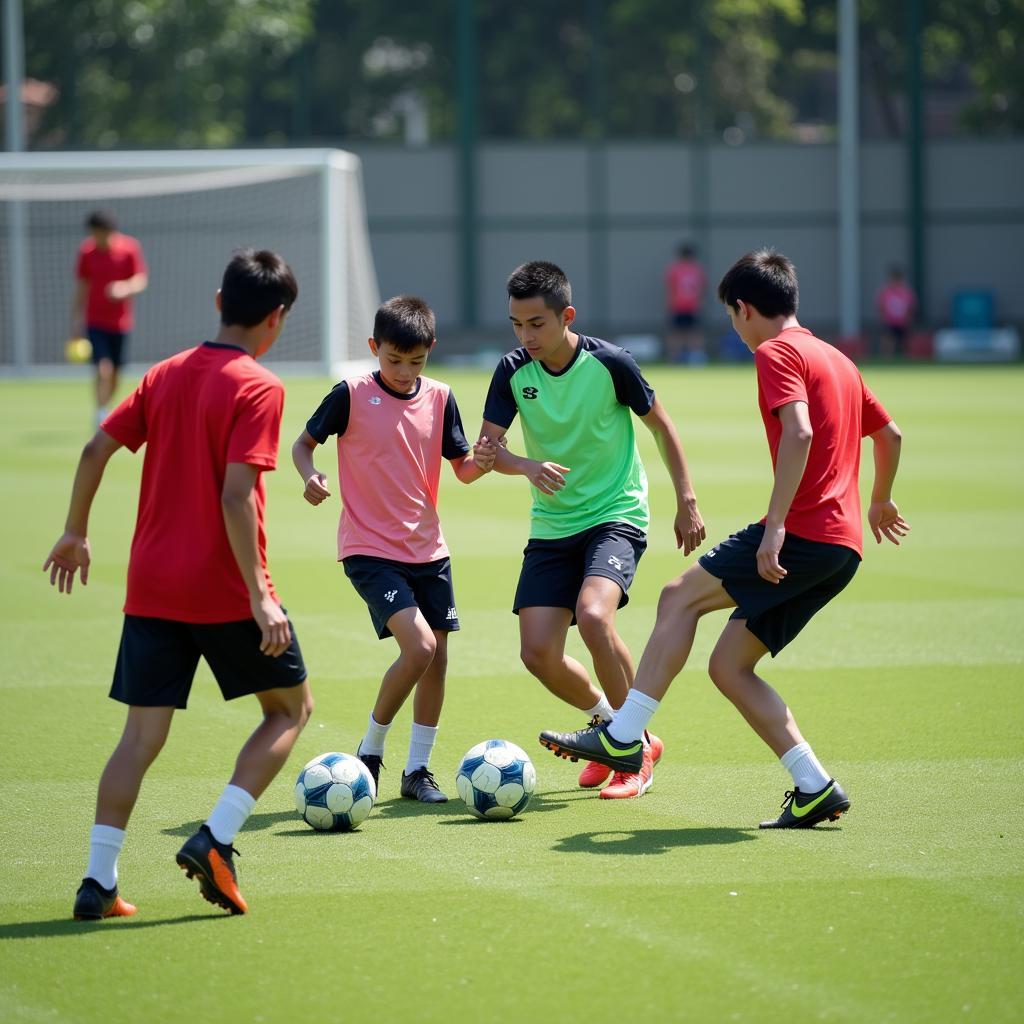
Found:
[476,419,570,495]
[291,429,331,506]
[43,429,123,594]
[640,399,705,554]
[222,463,291,657]
[868,421,909,545]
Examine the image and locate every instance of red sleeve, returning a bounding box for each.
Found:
[860,381,891,436]
[102,374,150,452]
[129,238,147,276]
[755,341,807,414]
[227,379,284,469]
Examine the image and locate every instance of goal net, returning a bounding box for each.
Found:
[0,149,380,374]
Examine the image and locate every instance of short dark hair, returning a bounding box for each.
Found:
[86,208,117,231]
[717,248,799,318]
[678,243,696,259]
[373,295,435,351]
[219,249,298,327]
[507,260,572,313]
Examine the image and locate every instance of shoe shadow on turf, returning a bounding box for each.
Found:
[0,914,217,940]
[161,811,296,838]
[553,827,759,856]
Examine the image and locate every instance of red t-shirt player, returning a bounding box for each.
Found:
[539,248,910,831]
[45,249,312,922]
[72,209,148,425]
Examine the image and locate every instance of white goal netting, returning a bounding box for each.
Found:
[0,150,380,373]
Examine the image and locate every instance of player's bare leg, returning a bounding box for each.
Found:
[574,575,632,709]
[229,680,313,799]
[95,357,118,412]
[632,565,735,701]
[401,628,449,803]
[95,705,176,828]
[518,606,602,711]
[707,621,802,757]
[372,607,438,725]
[411,628,448,728]
[708,620,850,828]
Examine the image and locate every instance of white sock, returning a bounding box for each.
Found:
[780,742,830,793]
[406,722,438,774]
[360,714,393,758]
[86,824,125,890]
[585,695,615,723]
[608,689,660,744]
[205,784,256,846]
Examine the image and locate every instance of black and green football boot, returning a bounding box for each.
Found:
[539,721,644,774]
[759,779,851,829]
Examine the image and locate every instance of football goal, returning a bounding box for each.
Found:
[0,149,380,374]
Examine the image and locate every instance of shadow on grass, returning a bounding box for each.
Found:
[161,810,297,838]
[0,913,227,940]
[553,827,759,856]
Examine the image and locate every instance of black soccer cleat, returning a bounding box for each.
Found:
[400,766,448,803]
[175,824,248,914]
[73,877,137,921]
[539,720,644,774]
[357,744,384,794]
[759,779,851,829]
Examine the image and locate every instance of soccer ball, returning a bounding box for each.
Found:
[294,752,376,832]
[456,739,536,820]
[64,336,92,364]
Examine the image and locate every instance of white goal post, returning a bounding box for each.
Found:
[0,149,380,375]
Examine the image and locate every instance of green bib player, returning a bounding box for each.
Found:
[478,260,706,799]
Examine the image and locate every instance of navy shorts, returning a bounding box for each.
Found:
[87,326,128,369]
[513,521,648,620]
[699,523,860,657]
[110,613,307,709]
[343,555,459,640]
[670,312,698,330]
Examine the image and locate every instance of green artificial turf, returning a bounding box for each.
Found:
[1,365,1021,1023]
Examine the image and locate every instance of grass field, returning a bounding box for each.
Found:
[1,364,1022,1023]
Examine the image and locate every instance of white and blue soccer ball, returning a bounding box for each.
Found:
[456,739,536,820]
[294,752,376,832]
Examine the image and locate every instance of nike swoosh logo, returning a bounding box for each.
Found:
[599,732,642,758]
[791,784,834,818]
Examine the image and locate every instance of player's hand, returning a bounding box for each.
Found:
[756,525,787,583]
[473,436,498,472]
[105,280,130,301]
[251,593,291,657]
[303,472,331,506]
[43,531,91,594]
[526,460,570,495]
[869,500,910,545]
[674,496,706,555]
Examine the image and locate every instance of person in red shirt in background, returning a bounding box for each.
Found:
[876,265,917,360]
[541,248,909,829]
[45,249,312,921]
[71,209,148,425]
[664,243,707,364]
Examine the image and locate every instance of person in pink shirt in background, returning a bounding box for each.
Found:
[292,296,497,804]
[877,265,917,360]
[664,243,707,365]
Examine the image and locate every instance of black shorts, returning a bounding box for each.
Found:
[513,521,647,621]
[670,312,698,330]
[110,613,307,709]
[699,523,860,657]
[87,326,127,369]
[343,555,459,640]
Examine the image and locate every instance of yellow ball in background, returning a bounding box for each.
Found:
[65,337,93,364]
